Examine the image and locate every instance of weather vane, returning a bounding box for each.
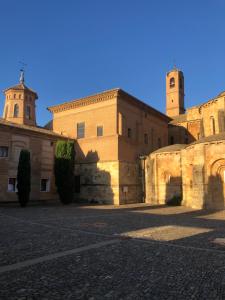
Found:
[18,61,27,84]
[173,59,177,70]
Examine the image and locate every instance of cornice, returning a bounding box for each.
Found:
[47,88,120,113]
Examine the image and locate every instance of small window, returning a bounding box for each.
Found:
[128,128,132,138]
[197,133,200,140]
[8,178,17,192]
[26,106,31,119]
[170,136,174,145]
[19,94,21,99]
[144,133,148,144]
[158,138,161,148]
[170,77,175,88]
[40,179,50,192]
[13,104,19,117]
[97,126,103,137]
[77,122,85,139]
[74,175,80,193]
[210,116,215,135]
[0,146,9,157]
[14,94,16,99]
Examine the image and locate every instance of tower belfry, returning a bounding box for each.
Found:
[166,68,185,117]
[2,70,38,126]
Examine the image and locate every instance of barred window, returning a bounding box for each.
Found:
[0,146,9,157]
[40,179,50,192]
[97,126,103,137]
[77,122,85,139]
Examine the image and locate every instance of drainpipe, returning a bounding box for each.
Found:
[139,155,147,203]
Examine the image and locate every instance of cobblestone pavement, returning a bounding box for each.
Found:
[1,203,225,299]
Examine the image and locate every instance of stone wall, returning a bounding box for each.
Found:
[146,137,225,210]
[74,161,119,205]
[119,161,142,204]
[145,146,184,205]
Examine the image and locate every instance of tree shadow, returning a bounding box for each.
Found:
[74,142,114,204]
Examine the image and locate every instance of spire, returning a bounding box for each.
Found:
[19,69,25,84]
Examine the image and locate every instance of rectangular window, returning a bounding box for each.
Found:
[40,179,50,192]
[8,178,17,192]
[158,138,162,148]
[77,122,85,139]
[144,133,148,144]
[74,175,80,193]
[97,126,103,137]
[0,146,8,157]
[128,128,132,138]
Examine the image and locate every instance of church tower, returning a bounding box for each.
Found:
[166,68,185,117]
[2,70,38,126]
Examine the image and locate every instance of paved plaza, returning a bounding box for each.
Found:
[1,203,225,299]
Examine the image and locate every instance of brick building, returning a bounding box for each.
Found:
[1,69,225,209]
[146,68,225,209]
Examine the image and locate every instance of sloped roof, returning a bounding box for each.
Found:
[169,114,187,124]
[4,83,38,98]
[189,132,225,146]
[152,144,187,154]
[0,118,64,138]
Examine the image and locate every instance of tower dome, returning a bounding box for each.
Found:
[2,70,38,126]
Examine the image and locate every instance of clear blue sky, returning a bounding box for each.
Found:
[0,0,225,126]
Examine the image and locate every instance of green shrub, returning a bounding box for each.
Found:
[166,195,182,206]
[17,149,31,207]
[54,140,75,204]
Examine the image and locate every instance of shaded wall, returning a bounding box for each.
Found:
[145,150,182,205]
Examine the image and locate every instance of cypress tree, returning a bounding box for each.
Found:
[17,149,31,207]
[54,140,75,204]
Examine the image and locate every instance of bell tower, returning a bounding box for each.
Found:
[3,70,38,126]
[166,68,185,117]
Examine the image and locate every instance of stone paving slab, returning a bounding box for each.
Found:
[1,239,225,299]
[0,214,111,267]
[1,204,225,299]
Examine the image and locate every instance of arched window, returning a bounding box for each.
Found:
[5,105,8,118]
[19,94,21,99]
[14,94,16,99]
[13,104,19,117]
[26,106,31,120]
[170,77,175,88]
